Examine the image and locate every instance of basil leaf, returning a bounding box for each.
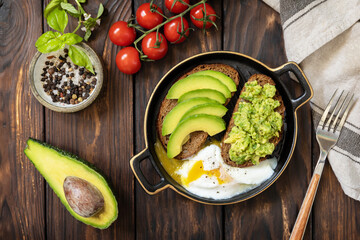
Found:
[68,45,94,73]
[60,2,81,17]
[44,0,67,18]
[59,33,83,45]
[47,8,68,33]
[35,31,61,47]
[97,3,104,18]
[35,31,64,53]
[84,30,91,42]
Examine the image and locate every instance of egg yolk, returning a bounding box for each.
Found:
[181,160,228,186]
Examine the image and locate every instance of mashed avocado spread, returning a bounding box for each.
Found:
[224,81,283,165]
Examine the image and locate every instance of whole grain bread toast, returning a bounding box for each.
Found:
[221,74,285,167]
[157,64,240,159]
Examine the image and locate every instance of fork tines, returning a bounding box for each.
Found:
[318,89,354,133]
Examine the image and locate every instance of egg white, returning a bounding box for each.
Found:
[176,144,278,200]
[220,157,277,185]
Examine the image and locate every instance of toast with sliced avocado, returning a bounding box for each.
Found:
[157,64,240,159]
[221,74,285,167]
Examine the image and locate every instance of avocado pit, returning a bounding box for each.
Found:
[63,176,104,218]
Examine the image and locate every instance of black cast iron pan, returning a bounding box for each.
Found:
[130,51,313,205]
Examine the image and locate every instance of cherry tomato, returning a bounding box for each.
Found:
[108,21,136,46]
[190,3,217,29]
[116,47,141,75]
[141,32,168,60]
[164,17,190,44]
[136,3,164,30]
[165,0,189,14]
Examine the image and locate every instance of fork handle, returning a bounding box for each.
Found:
[289,173,321,240]
[290,151,327,240]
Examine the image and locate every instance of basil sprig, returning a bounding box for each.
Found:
[36,0,104,73]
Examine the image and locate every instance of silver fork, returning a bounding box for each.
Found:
[290,89,354,240]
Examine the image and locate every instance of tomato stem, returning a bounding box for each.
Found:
[172,16,191,44]
[130,24,146,34]
[133,0,208,60]
[155,9,168,20]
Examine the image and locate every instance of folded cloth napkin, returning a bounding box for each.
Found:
[263,0,360,201]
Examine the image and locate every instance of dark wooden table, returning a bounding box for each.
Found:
[1,0,359,239]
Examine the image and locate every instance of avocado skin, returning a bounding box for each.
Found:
[26,138,101,172]
[24,138,118,229]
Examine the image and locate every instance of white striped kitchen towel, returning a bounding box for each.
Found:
[263,0,360,201]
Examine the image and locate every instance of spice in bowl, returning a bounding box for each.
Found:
[30,43,103,112]
[29,0,104,112]
[39,48,98,105]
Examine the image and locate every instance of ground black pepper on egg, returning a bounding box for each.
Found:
[40,49,97,105]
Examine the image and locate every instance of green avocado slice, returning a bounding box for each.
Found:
[24,138,118,229]
[191,70,237,92]
[166,75,231,99]
[180,103,228,121]
[178,89,227,104]
[162,97,218,136]
[167,114,226,158]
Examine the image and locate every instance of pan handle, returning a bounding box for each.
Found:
[274,62,313,110]
[130,148,170,195]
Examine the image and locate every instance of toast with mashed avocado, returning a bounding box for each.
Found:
[157,64,240,159]
[221,74,285,167]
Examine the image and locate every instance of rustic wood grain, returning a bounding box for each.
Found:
[222,1,312,240]
[43,0,134,239]
[312,126,360,240]
[0,0,45,239]
[1,0,359,239]
[134,1,223,239]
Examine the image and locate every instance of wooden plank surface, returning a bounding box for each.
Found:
[43,0,134,239]
[0,0,359,239]
[0,0,45,239]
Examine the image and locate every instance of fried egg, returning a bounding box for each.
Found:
[176,144,277,199]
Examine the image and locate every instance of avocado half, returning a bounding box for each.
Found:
[24,138,118,229]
